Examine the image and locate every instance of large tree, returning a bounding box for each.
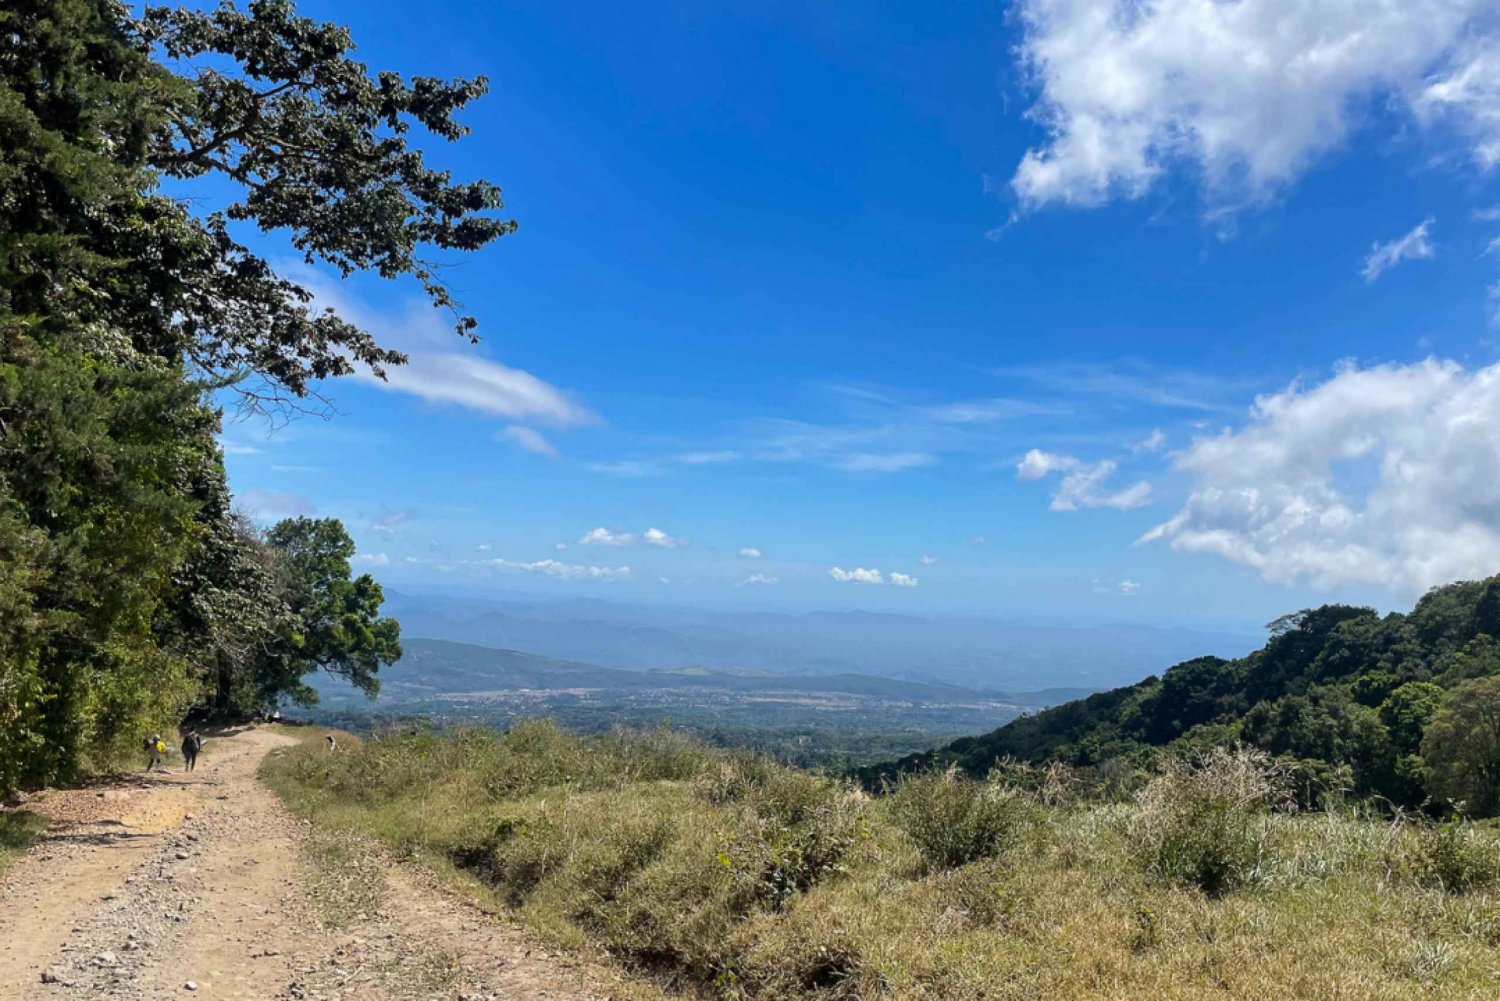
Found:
[256,517,400,708]
[0,0,506,788]
[1422,676,1500,817]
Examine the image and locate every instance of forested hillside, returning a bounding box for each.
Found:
[0,0,506,789]
[866,575,1500,814]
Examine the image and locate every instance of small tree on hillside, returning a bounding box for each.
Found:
[1422,676,1500,817]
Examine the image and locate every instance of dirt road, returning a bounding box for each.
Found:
[0,727,612,1000]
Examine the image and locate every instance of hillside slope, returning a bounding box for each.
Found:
[863,575,1500,809]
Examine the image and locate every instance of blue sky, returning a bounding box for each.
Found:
[218,0,1500,630]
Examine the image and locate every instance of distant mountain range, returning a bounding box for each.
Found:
[323,638,1095,707]
[379,591,1257,692]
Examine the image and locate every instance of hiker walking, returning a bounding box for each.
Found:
[182,730,203,772]
[143,734,166,772]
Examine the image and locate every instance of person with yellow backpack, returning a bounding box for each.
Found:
[143,734,167,772]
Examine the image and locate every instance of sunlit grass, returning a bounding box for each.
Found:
[262,724,1500,1000]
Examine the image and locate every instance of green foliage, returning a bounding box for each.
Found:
[1388,820,1500,893]
[870,575,1500,816]
[1126,747,1288,896]
[0,334,208,788]
[0,0,503,788]
[0,809,48,873]
[255,517,400,708]
[888,768,1035,871]
[1422,676,1500,817]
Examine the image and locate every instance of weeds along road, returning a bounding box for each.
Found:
[0,726,612,1001]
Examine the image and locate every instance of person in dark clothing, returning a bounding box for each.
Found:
[181,730,203,772]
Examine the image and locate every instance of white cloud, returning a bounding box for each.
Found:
[1016,449,1152,511]
[738,573,779,586]
[829,566,887,584]
[499,425,560,458]
[1142,359,1500,595]
[486,557,631,581]
[920,554,939,565]
[993,360,1246,414]
[354,552,390,567]
[1012,0,1500,210]
[554,542,568,551]
[221,441,261,455]
[739,547,763,559]
[823,567,920,587]
[1118,579,1142,595]
[1362,219,1437,283]
[239,489,314,521]
[1134,429,1167,454]
[477,544,492,552]
[370,511,410,534]
[835,452,938,472]
[585,460,658,477]
[299,273,599,428]
[579,527,635,546]
[643,527,689,549]
[678,450,741,465]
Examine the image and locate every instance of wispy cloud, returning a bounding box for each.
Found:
[1133,429,1167,454]
[485,557,631,581]
[739,547,763,559]
[299,270,599,429]
[835,452,938,472]
[919,554,939,565]
[738,573,779,586]
[370,511,411,534]
[585,460,658,477]
[1017,449,1152,511]
[678,450,741,465]
[239,489,314,521]
[991,361,1246,414]
[499,425,560,458]
[1362,218,1436,283]
[354,552,390,567]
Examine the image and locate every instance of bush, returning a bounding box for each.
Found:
[888,768,1035,871]
[1126,746,1288,896]
[1389,819,1500,893]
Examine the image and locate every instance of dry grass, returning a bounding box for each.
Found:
[262,725,1500,1000]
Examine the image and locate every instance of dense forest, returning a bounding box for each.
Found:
[0,0,509,790]
[866,575,1500,816]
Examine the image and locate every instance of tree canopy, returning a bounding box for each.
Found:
[865,576,1500,817]
[1,0,504,789]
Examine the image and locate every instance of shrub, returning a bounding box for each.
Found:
[711,762,869,908]
[1389,819,1500,893]
[1126,746,1288,896]
[888,767,1035,871]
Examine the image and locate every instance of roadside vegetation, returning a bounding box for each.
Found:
[265,721,1500,1001]
[0,810,48,873]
